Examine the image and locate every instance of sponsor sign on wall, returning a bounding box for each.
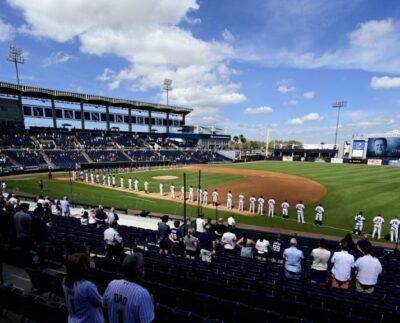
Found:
[388,160,400,166]
[367,137,400,158]
[352,140,365,158]
[282,156,293,162]
[367,159,382,166]
[331,158,343,164]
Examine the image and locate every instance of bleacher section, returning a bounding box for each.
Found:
[0,133,32,147]
[45,150,88,169]
[2,150,47,168]
[86,150,131,162]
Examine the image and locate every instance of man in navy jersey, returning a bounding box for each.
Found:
[169,220,183,255]
[103,253,154,323]
[270,234,285,264]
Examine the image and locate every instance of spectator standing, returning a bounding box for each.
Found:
[356,234,372,259]
[195,215,205,234]
[103,254,154,323]
[331,240,355,289]
[221,228,237,250]
[95,205,107,227]
[354,248,382,293]
[14,203,32,249]
[283,238,304,280]
[214,218,227,241]
[169,220,183,255]
[255,234,270,261]
[158,215,171,254]
[184,228,198,260]
[270,234,285,264]
[104,222,123,260]
[107,207,119,225]
[237,234,255,259]
[60,196,70,216]
[310,239,331,283]
[63,253,103,323]
[198,226,216,262]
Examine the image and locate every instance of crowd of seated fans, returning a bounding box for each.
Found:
[36,131,76,149]
[113,133,143,148]
[87,150,130,163]
[45,150,89,168]
[0,133,32,147]
[2,149,47,167]
[75,132,114,148]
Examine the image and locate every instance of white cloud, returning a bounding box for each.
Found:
[43,51,73,67]
[287,99,299,106]
[0,18,15,41]
[303,91,315,99]
[8,0,245,120]
[286,112,323,125]
[277,85,296,93]
[346,118,395,127]
[222,29,234,42]
[243,106,273,114]
[370,76,400,89]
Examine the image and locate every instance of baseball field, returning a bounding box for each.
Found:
[5,161,400,239]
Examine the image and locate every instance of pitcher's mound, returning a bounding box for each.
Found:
[152,176,178,180]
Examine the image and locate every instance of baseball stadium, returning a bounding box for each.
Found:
[1,1,400,323]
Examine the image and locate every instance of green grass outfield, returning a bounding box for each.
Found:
[5,162,400,239]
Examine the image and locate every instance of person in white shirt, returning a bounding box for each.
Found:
[255,235,270,260]
[372,214,385,240]
[331,240,355,289]
[159,183,163,196]
[226,191,233,209]
[249,195,256,214]
[212,189,218,206]
[221,229,237,250]
[202,189,208,205]
[390,216,400,243]
[257,195,265,215]
[296,201,305,223]
[268,198,275,217]
[196,215,205,233]
[181,186,185,200]
[314,203,324,226]
[144,181,149,194]
[189,186,194,202]
[1,180,6,193]
[170,184,175,199]
[238,193,245,212]
[281,200,290,219]
[107,207,119,226]
[354,211,366,236]
[227,215,236,229]
[354,248,382,293]
[134,179,139,192]
[120,176,124,189]
[310,239,331,283]
[104,222,123,260]
[128,177,133,191]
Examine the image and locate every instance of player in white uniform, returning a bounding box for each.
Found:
[238,193,245,212]
[95,174,100,184]
[268,197,275,217]
[134,179,139,192]
[144,181,149,194]
[159,183,163,196]
[353,211,365,235]
[107,175,111,187]
[90,173,94,184]
[181,186,185,200]
[189,186,194,202]
[212,189,219,206]
[389,216,399,243]
[226,191,233,209]
[249,195,256,214]
[85,172,89,182]
[170,184,175,199]
[314,203,324,226]
[281,200,290,219]
[128,177,133,191]
[202,189,208,205]
[120,176,124,189]
[112,175,116,187]
[102,175,106,185]
[372,214,385,240]
[257,195,265,215]
[296,201,305,223]
[197,188,203,205]
[72,170,77,181]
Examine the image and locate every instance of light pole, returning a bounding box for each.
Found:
[163,79,172,106]
[7,45,25,85]
[332,101,347,154]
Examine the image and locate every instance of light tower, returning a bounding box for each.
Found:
[7,45,25,85]
[332,101,347,154]
[163,79,172,106]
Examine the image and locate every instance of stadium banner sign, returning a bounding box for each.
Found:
[345,158,365,164]
[367,159,382,166]
[282,156,293,162]
[367,137,400,158]
[23,105,183,127]
[352,140,365,158]
[331,158,343,164]
[388,160,400,166]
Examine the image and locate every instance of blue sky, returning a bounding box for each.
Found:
[0,0,400,143]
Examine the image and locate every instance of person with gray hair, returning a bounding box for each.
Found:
[103,253,154,323]
[283,238,304,280]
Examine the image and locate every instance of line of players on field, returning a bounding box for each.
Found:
[74,170,400,243]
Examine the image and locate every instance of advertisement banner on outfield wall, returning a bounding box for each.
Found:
[367,137,400,158]
[282,156,293,162]
[331,158,343,164]
[388,160,400,166]
[367,159,382,166]
[352,140,365,158]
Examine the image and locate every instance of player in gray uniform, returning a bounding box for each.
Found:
[353,211,365,236]
[281,200,290,219]
[314,203,324,226]
[390,216,400,243]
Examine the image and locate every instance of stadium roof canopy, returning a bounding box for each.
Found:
[0,81,193,115]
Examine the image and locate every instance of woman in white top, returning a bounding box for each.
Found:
[256,234,270,261]
[310,238,331,283]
